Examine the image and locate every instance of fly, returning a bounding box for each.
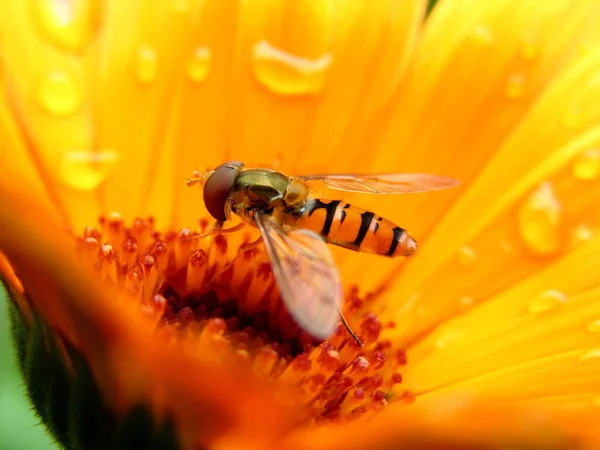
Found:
[187,161,459,346]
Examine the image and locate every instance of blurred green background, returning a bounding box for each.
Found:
[0,287,56,449]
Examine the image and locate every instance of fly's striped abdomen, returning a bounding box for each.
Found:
[290,199,417,257]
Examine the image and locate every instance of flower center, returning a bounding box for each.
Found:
[75,213,413,422]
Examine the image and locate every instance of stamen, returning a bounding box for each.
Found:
[140,253,158,304]
[77,236,99,267]
[75,215,411,423]
[98,244,118,283]
[186,250,208,292]
[121,237,138,268]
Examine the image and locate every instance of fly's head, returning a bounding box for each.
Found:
[201,161,244,222]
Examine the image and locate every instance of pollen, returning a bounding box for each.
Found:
[75,214,410,423]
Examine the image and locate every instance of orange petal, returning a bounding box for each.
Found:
[287,394,599,450]
[0,173,294,449]
[172,0,427,227]
[0,2,103,230]
[379,42,600,342]
[339,0,600,292]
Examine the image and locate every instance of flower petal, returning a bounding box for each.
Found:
[286,394,597,450]
[403,240,600,407]
[0,2,101,229]
[173,0,427,227]
[338,0,600,292]
[379,42,600,342]
[0,174,294,448]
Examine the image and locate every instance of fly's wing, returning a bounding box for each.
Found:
[299,173,460,194]
[254,211,342,340]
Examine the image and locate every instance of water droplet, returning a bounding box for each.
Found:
[572,148,600,180]
[520,40,538,60]
[518,182,562,255]
[456,245,476,266]
[578,42,594,58]
[469,25,494,47]
[435,329,465,349]
[171,0,189,12]
[38,70,83,116]
[527,289,566,314]
[458,296,474,309]
[59,149,120,190]
[571,223,594,245]
[587,320,600,333]
[31,0,98,51]
[561,111,580,129]
[136,46,158,84]
[579,348,600,362]
[187,47,211,83]
[252,40,331,96]
[504,73,526,99]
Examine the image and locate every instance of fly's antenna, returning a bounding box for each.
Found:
[187,170,212,187]
[339,308,363,348]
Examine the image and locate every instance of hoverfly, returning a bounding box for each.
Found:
[187,161,459,346]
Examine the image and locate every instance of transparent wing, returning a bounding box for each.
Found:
[298,173,460,194]
[254,211,342,340]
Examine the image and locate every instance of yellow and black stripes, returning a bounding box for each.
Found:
[292,198,415,258]
[353,211,375,247]
[386,226,404,256]
[306,199,341,236]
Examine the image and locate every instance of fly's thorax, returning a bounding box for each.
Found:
[283,178,309,205]
[228,169,295,223]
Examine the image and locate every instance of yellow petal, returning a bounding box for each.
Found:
[287,394,597,450]
[339,0,600,292]
[0,2,100,229]
[380,42,600,342]
[0,174,295,448]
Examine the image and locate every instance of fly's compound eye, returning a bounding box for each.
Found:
[203,161,243,221]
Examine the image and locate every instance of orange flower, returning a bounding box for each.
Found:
[1,1,600,449]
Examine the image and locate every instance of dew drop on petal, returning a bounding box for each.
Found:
[434,329,465,349]
[587,320,600,333]
[38,70,83,116]
[456,245,476,266]
[527,289,566,315]
[520,40,539,60]
[572,148,600,180]
[171,0,189,12]
[31,0,98,51]
[579,348,600,363]
[501,240,515,253]
[458,296,474,310]
[468,25,494,47]
[186,47,211,83]
[136,46,158,84]
[578,42,594,58]
[570,223,594,247]
[561,112,580,129]
[252,40,331,96]
[504,73,526,99]
[59,149,120,190]
[518,182,562,255]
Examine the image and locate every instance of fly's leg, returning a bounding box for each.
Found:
[339,308,363,348]
[183,221,244,241]
[199,221,244,238]
[239,236,263,254]
[186,170,205,187]
[213,221,245,235]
